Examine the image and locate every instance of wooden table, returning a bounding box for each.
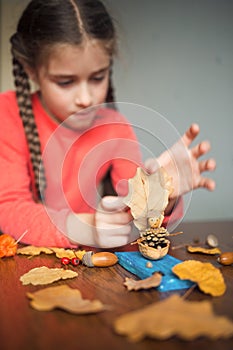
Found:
[0,220,233,350]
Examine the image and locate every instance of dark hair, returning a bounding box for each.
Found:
[10,0,117,201]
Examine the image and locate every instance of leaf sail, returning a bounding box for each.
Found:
[124,167,173,230]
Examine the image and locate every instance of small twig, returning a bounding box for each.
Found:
[131,238,144,245]
[182,284,197,299]
[130,241,138,245]
[169,231,183,237]
[15,229,28,244]
[171,243,188,250]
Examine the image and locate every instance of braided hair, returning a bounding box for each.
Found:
[10,0,117,201]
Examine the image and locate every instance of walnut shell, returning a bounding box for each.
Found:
[138,241,170,260]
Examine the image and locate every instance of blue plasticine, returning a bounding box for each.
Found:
[115,252,193,292]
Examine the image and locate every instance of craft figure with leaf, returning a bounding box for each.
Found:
[124,167,174,259]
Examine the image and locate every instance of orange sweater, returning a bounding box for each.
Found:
[0,91,142,247]
[0,91,182,247]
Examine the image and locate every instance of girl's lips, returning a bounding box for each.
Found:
[70,107,98,120]
[64,108,98,130]
[69,112,95,122]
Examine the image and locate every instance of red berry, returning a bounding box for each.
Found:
[61,257,70,265]
[71,257,80,266]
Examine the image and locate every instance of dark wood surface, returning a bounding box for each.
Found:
[0,220,233,350]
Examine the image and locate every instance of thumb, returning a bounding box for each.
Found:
[144,158,160,174]
[100,196,127,212]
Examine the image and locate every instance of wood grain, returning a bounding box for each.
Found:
[0,220,232,350]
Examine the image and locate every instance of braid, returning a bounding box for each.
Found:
[102,66,118,194]
[9,0,118,201]
[12,57,46,201]
[105,67,117,109]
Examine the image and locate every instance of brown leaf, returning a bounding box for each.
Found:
[123,167,173,230]
[172,260,226,296]
[27,285,106,314]
[17,246,54,256]
[20,266,78,285]
[51,248,86,260]
[17,246,86,260]
[114,294,233,342]
[124,272,162,291]
[187,245,221,255]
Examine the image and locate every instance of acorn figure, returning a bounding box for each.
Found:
[123,167,174,260]
[137,215,170,260]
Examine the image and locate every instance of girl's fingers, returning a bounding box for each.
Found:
[191,140,211,159]
[97,196,132,226]
[198,177,216,191]
[100,196,127,212]
[96,224,132,248]
[97,211,132,225]
[98,222,131,234]
[144,158,160,174]
[199,159,216,173]
[182,123,200,147]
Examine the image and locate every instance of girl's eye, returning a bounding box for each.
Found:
[57,80,73,86]
[92,75,105,82]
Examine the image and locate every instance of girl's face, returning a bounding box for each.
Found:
[33,41,111,131]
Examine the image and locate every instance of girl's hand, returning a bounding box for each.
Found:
[95,196,137,248]
[145,123,216,199]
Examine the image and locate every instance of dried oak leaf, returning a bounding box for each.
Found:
[114,294,233,342]
[124,272,162,291]
[27,285,106,314]
[172,260,226,296]
[20,266,78,285]
[17,246,86,260]
[51,248,86,260]
[17,246,54,256]
[187,245,221,255]
[123,167,173,231]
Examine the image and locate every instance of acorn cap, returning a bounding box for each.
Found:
[82,251,94,267]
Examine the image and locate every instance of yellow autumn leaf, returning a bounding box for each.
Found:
[20,266,78,285]
[51,248,86,260]
[187,245,221,255]
[17,246,86,260]
[114,294,233,342]
[172,260,226,296]
[27,285,106,314]
[17,246,54,256]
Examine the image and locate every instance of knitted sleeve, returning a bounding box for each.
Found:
[0,92,74,247]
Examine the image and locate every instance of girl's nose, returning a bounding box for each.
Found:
[75,83,92,109]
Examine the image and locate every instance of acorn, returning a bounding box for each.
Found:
[82,251,118,267]
[217,252,233,266]
[206,234,219,248]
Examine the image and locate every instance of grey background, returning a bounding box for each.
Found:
[1,0,233,221]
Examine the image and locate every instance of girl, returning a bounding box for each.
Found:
[0,0,216,248]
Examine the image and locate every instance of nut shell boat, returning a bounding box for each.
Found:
[138,240,170,260]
